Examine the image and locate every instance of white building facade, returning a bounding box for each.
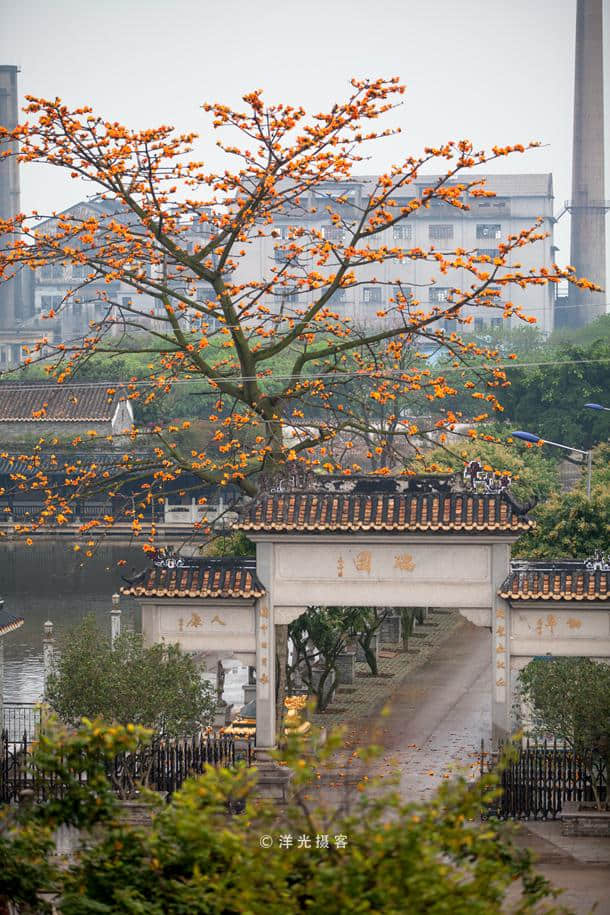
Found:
[232,173,557,335]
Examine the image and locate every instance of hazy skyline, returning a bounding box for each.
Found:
[1,0,609,293]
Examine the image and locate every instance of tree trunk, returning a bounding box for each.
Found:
[359,632,378,676]
[401,608,416,651]
[316,665,333,712]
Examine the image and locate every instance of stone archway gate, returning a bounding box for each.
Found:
[235,475,532,748]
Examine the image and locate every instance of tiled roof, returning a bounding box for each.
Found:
[0,450,152,476]
[237,488,532,535]
[499,561,610,602]
[352,173,553,198]
[0,605,24,637]
[0,383,123,423]
[121,557,265,600]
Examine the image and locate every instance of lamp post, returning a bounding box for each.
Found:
[584,402,610,412]
[511,430,593,499]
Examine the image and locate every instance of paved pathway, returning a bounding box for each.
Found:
[310,616,610,913]
[368,619,490,800]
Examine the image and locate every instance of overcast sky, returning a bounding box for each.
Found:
[1,0,609,276]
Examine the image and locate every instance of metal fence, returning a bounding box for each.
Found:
[2,704,42,743]
[1,730,253,805]
[481,739,608,820]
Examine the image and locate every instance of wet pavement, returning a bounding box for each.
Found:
[368,619,491,800]
[311,618,610,913]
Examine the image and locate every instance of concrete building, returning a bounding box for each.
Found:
[233,173,557,334]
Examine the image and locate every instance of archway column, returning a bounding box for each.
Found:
[491,541,511,740]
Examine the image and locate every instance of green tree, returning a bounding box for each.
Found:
[288,607,358,711]
[513,484,609,559]
[407,432,558,504]
[45,615,215,736]
[206,529,256,558]
[0,719,564,914]
[550,313,610,348]
[499,339,610,450]
[518,658,610,809]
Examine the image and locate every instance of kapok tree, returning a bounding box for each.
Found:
[0,78,598,548]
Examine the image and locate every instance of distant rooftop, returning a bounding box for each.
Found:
[347,173,553,198]
[0,604,24,637]
[0,382,125,424]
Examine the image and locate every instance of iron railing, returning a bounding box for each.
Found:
[2,704,42,743]
[480,738,608,820]
[1,730,253,805]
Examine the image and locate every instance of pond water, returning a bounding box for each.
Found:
[0,541,248,709]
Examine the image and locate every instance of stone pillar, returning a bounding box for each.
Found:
[110,593,121,647]
[491,543,512,743]
[43,620,55,689]
[335,651,356,686]
[254,594,275,749]
[242,683,256,706]
[380,613,401,645]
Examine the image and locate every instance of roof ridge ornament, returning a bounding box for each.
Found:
[463,459,511,495]
[152,545,197,570]
[259,466,466,496]
[585,551,610,571]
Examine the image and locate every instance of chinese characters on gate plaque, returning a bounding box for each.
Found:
[335,551,416,577]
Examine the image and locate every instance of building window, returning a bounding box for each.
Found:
[197,286,213,303]
[331,289,347,305]
[490,317,502,329]
[323,224,345,243]
[429,287,451,305]
[363,286,382,305]
[41,295,63,310]
[393,285,412,304]
[392,223,413,241]
[429,224,454,241]
[478,248,500,260]
[474,317,485,332]
[476,224,502,240]
[121,296,133,307]
[281,287,299,303]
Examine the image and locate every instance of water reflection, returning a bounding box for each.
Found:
[1,542,247,708]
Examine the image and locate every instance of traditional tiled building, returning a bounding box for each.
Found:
[0,381,133,443]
